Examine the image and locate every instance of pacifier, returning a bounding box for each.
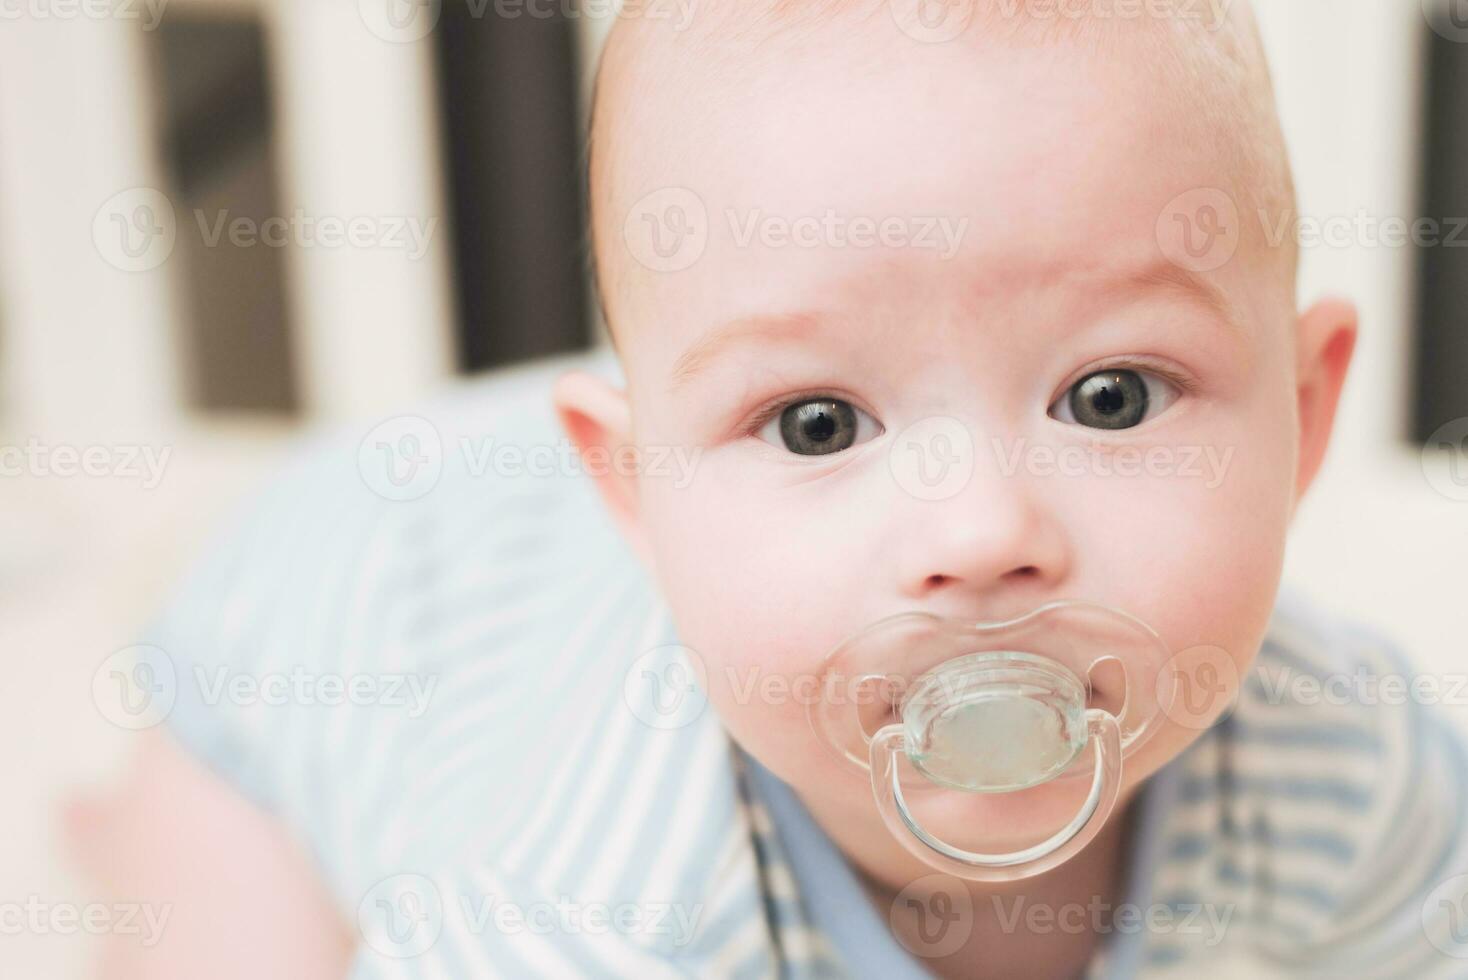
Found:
[808,600,1173,882]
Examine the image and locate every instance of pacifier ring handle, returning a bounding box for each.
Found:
[868,708,1123,882]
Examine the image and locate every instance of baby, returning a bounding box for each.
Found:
[72,1,1467,978]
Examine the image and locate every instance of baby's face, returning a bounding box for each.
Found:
[594,24,1306,843]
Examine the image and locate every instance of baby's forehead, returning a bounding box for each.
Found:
[588,0,1292,344]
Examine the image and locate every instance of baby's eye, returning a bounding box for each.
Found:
[757,398,882,456]
[1049,369,1180,431]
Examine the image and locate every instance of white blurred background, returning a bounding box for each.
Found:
[0,1,1465,976]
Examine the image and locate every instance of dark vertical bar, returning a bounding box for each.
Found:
[435,5,590,372]
[152,16,298,414]
[1414,20,1468,442]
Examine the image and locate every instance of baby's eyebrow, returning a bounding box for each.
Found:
[668,264,1243,392]
[1114,261,1244,333]
[669,311,828,392]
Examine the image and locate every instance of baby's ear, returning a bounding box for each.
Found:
[1293,296,1359,509]
[553,370,651,562]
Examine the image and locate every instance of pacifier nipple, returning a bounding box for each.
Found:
[808,601,1172,882]
[905,653,1087,793]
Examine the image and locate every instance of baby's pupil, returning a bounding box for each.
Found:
[1089,379,1126,415]
[804,410,837,443]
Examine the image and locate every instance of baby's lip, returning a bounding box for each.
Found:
[888,602,1063,631]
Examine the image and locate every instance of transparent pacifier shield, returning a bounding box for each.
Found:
[809,600,1172,788]
[809,600,1169,882]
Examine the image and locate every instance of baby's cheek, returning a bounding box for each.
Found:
[641,464,873,770]
[1075,431,1291,779]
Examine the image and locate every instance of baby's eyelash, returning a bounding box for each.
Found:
[742,390,851,435]
[1055,356,1199,398]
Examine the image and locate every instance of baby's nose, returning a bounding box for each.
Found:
[889,452,1071,603]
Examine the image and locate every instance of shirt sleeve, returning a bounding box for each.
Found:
[137,431,402,816]
[1139,591,1468,977]
[1316,626,1468,978]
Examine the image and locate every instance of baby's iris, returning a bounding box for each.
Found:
[1068,370,1149,430]
[756,396,881,456]
[1050,368,1180,431]
[779,399,858,455]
